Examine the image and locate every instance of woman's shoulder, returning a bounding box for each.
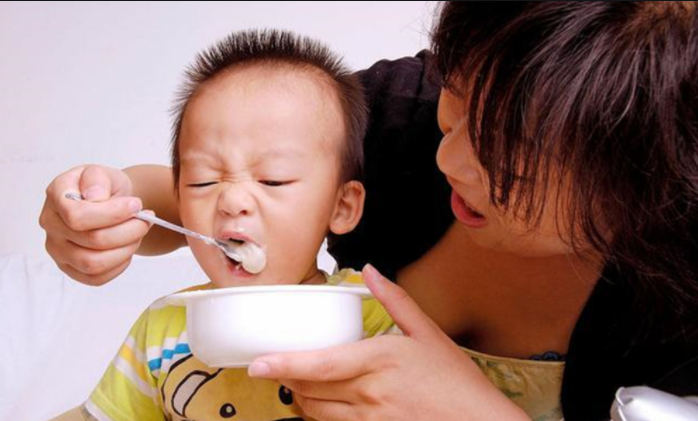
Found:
[329,52,453,279]
[357,50,440,105]
[357,51,441,140]
[356,51,442,161]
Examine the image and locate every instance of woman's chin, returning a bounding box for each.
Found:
[468,229,576,257]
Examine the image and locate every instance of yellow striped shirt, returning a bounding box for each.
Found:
[85,269,394,421]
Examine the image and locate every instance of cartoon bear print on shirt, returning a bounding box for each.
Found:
[162,354,303,421]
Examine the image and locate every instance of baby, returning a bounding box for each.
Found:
[49,29,397,421]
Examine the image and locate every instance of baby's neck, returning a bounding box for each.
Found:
[299,266,327,285]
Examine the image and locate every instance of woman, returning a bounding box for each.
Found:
[40,2,698,420]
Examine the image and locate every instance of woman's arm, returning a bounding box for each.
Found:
[248,265,531,421]
[124,164,186,256]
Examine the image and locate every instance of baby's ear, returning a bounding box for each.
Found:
[329,181,365,235]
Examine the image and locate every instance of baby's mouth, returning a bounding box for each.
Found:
[224,238,245,264]
[226,238,245,247]
[219,236,268,274]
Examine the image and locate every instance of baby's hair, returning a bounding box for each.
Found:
[432,2,698,317]
[170,29,367,189]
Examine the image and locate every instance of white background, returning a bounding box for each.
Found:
[0,2,433,420]
[0,0,433,256]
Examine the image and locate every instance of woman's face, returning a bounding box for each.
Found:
[436,88,583,257]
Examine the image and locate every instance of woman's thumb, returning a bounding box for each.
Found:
[362,264,441,340]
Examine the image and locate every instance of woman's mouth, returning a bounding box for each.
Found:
[450,190,488,228]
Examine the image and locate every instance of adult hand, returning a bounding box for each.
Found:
[39,165,150,285]
[248,264,530,421]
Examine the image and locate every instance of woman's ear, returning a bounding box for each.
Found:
[329,181,365,235]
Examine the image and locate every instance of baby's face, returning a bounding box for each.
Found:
[177,66,346,287]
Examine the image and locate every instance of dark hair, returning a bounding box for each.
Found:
[170,29,367,189]
[432,2,698,315]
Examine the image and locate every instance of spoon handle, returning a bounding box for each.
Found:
[63,192,240,260]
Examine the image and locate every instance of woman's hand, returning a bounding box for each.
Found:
[248,265,530,421]
[39,165,150,285]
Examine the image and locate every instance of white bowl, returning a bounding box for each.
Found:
[166,285,372,368]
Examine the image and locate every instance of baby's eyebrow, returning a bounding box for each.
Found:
[180,150,220,165]
[256,147,306,160]
[180,147,307,172]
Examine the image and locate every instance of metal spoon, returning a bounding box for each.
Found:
[64,192,242,262]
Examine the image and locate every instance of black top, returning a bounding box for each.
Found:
[327,51,698,421]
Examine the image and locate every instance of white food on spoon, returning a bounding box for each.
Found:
[223,239,266,274]
[236,242,267,274]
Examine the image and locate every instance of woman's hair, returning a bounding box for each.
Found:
[170,29,367,189]
[432,2,698,316]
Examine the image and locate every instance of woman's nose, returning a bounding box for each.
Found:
[218,183,256,217]
[437,133,482,184]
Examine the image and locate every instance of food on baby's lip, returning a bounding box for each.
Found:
[236,241,267,274]
[225,239,267,274]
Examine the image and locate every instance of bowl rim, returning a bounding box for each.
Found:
[165,284,373,306]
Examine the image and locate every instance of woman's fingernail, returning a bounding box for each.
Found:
[363,263,380,282]
[128,199,142,214]
[248,361,271,377]
[82,186,105,201]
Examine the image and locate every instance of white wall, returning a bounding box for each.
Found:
[0,1,433,256]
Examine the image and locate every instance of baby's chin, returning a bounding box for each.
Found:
[210,273,265,288]
[208,269,288,288]
[204,260,327,287]
[212,280,257,288]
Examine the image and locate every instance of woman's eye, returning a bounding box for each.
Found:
[187,181,217,188]
[259,180,287,187]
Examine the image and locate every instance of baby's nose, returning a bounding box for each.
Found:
[218,183,256,216]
